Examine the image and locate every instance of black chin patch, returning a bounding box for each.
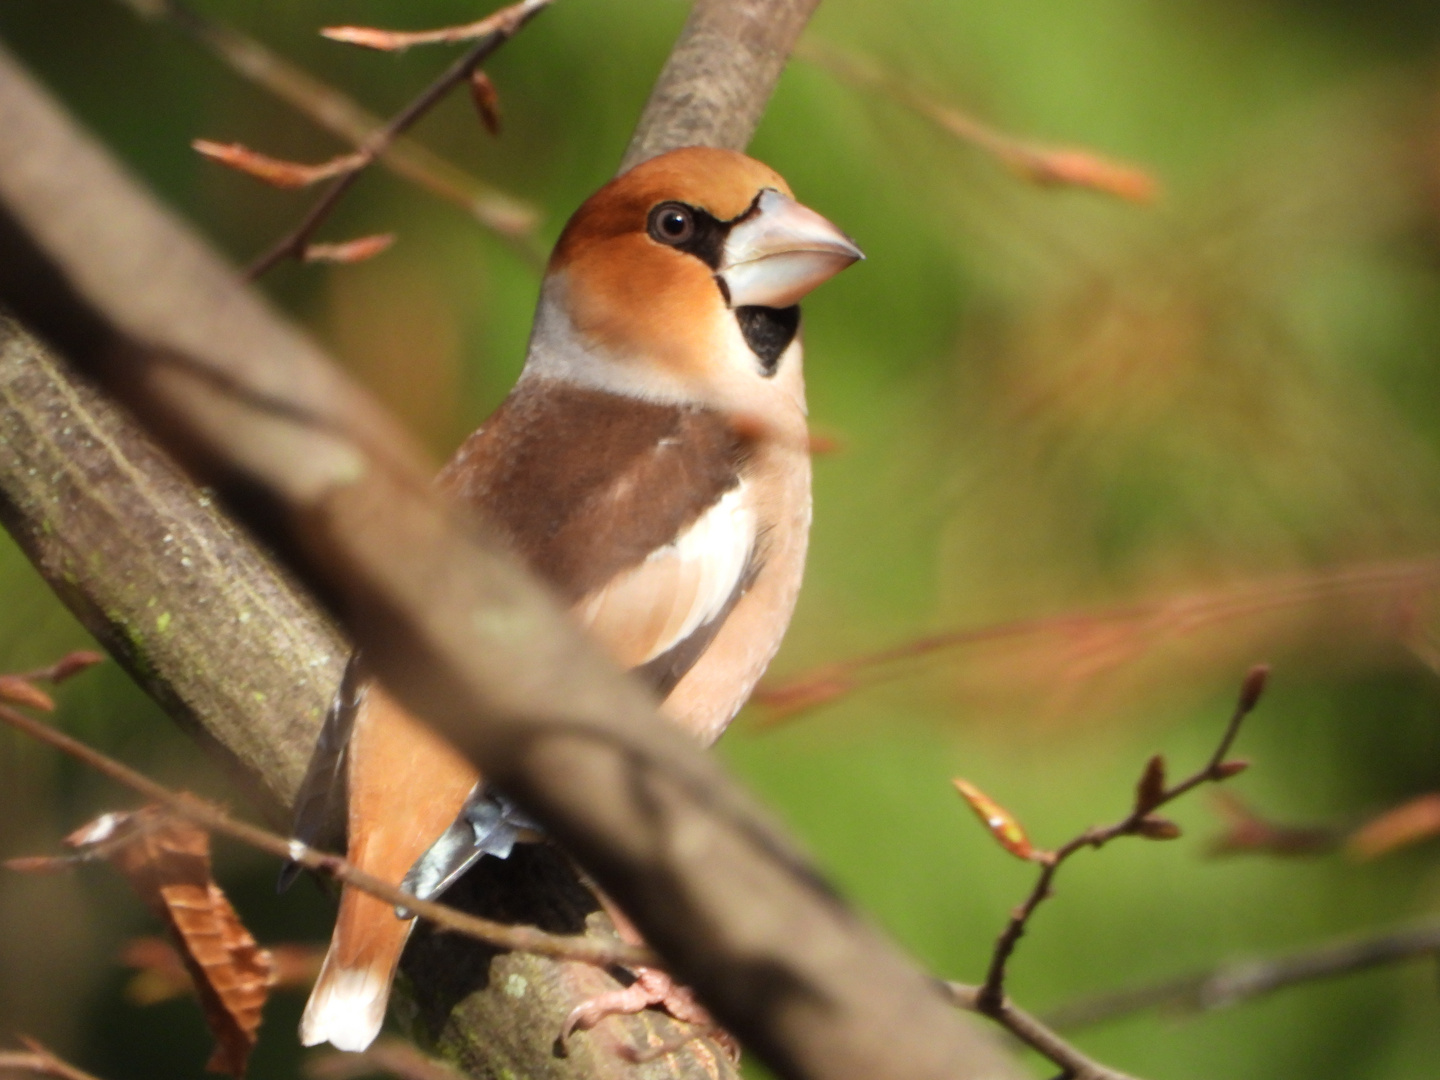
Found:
[735,305,800,376]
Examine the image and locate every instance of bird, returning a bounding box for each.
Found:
[293,145,863,1052]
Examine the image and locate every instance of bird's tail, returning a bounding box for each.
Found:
[300,885,415,1051]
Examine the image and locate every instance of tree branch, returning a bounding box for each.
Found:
[620,0,821,171]
[944,984,1140,1080]
[1042,917,1440,1031]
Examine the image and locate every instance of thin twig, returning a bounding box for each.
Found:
[975,665,1268,1014]
[0,701,651,969]
[0,1039,106,1080]
[244,0,550,279]
[306,1036,468,1080]
[109,0,542,255]
[1043,917,1440,1031]
[756,557,1439,722]
[796,38,1157,204]
[944,984,1140,1080]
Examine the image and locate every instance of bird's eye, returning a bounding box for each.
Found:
[647,203,695,246]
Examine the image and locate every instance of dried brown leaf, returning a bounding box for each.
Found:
[66,809,272,1076]
[121,936,322,1003]
[1347,793,1440,860]
[303,234,396,265]
[192,140,364,190]
[468,71,502,136]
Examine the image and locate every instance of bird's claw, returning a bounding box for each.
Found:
[560,967,738,1062]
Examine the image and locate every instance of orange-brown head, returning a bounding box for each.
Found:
[524,147,861,416]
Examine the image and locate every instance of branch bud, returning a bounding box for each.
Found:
[1135,815,1182,840]
[1134,754,1167,813]
[953,778,1040,861]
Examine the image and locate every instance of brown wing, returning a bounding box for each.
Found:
[438,378,750,601]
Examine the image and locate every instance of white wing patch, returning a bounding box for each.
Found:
[575,484,755,670]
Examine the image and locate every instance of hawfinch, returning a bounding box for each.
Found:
[294,146,863,1051]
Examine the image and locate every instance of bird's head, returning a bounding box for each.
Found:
[524,147,862,420]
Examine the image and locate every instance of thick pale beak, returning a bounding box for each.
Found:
[718,189,863,309]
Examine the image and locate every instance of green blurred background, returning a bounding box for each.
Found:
[5,0,1440,1077]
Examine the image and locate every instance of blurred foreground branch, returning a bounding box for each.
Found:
[1044,917,1440,1031]
[0,6,1009,1080]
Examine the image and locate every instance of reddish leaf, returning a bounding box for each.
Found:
[1133,754,1166,814]
[303,234,396,265]
[0,675,54,712]
[953,778,1039,861]
[1213,759,1250,780]
[469,71,502,136]
[66,809,272,1076]
[192,140,364,190]
[1348,793,1440,860]
[806,429,844,456]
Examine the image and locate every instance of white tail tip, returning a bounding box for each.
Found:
[300,967,389,1052]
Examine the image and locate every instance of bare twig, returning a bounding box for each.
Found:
[797,38,1157,204]
[243,0,550,279]
[756,558,1436,721]
[973,666,1268,1015]
[0,698,650,969]
[1206,790,1339,858]
[110,0,542,250]
[321,10,545,53]
[1043,918,1440,1031]
[306,1036,468,1080]
[944,984,1140,1080]
[0,1039,106,1080]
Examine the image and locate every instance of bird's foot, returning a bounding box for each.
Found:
[560,967,738,1062]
